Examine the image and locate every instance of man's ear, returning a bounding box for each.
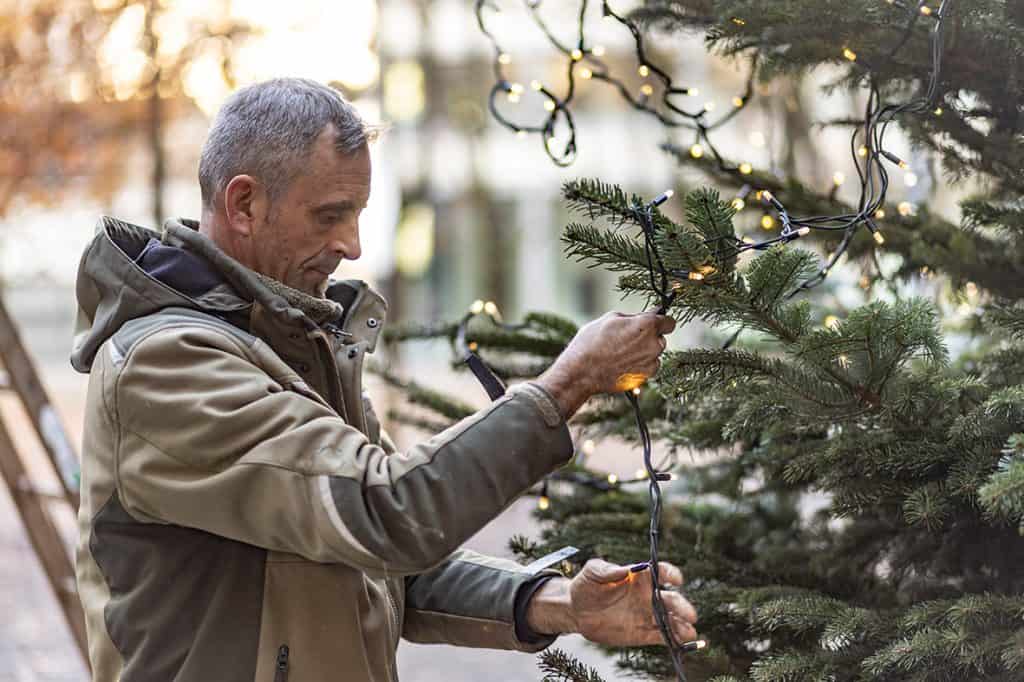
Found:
[222,175,264,237]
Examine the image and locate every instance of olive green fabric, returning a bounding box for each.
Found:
[73,217,574,681]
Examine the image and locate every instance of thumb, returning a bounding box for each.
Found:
[582,558,630,584]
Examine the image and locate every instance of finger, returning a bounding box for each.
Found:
[655,315,677,335]
[583,558,630,584]
[656,562,684,587]
[669,616,698,643]
[659,590,698,625]
[657,336,668,353]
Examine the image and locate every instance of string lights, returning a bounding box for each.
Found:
[466,1,953,677]
[477,0,952,292]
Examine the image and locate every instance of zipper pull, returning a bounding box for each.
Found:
[324,323,352,340]
[275,645,290,682]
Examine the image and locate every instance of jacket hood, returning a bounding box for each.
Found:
[71,216,379,372]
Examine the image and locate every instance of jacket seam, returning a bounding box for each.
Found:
[403,609,513,626]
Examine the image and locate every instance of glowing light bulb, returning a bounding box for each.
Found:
[731,17,745,25]
[641,84,654,96]
[731,197,746,211]
[570,48,583,61]
[687,87,699,96]
[580,68,593,79]
[638,65,650,77]
[739,163,753,175]
[690,143,704,159]
[507,92,521,103]
[592,45,606,57]
[824,315,840,329]
[688,271,705,281]
[733,96,745,108]
[483,301,499,316]
[538,496,550,510]
[632,387,641,396]
[874,208,886,219]
[904,171,918,187]
[797,227,811,236]
[934,106,943,116]
[742,235,756,245]
[498,53,512,65]
[843,47,857,61]
[510,83,524,94]
[582,439,596,455]
[873,231,886,245]
[704,101,716,111]
[833,171,846,186]
[607,473,619,484]
[920,5,933,15]
[470,300,485,314]
[530,80,543,91]
[838,354,851,368]
[898,201,915,216]
[858,145,869,157]
[516,130,527,139]
[761,214,775,230]
[543,100,556,112]
[468,341,478,352]
[635,469,648,479]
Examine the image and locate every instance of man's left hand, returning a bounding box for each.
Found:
[525,558,699,646]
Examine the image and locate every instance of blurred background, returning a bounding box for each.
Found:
[0,1,970,679]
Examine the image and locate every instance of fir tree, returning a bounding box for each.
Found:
[385,1,1024,679]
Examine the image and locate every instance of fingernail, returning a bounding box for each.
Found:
[629,562,650,573]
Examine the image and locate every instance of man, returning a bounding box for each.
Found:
[71,78,697,681]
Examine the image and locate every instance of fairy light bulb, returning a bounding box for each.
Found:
[833,171,846,186]
[824,315,840,329]
[607,473,619,484]
[761,214,775,230]
[920,4,933,15]
[843,47,857,61]
[858,145,869,157]
[690,143,704,158]
[934,106,943,116]
[704,100,716,111]
[904,171,918,187]
[483,301,499,316]
[898,201,915,216]
[498,53,512,65]
[688,271,705,281]
[638,64,650,77]
[516,130,527,139]
[875,208,886,219]
[537,496,550,510]
[570,48,583,61]
[796,227,811,236]
[543,100,556,111]
[731,197,746,211]
[739,162,753,175]
[470,300,485,314]
[582,439,596,455]
[580,68,593,79]
[873,231,886,245]
[641,83,654,96]
[742,235,756,245]
[635,469,648,479]
[509,83,524,94]
[468,341,478,352]
[733,96,745,108]
[530,80,543,91]
[687,87,699,96]
[507,92,521,103]
[592,45,606,57]
[632,387,641,396]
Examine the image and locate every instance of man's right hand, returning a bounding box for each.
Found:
[535,311,676,420]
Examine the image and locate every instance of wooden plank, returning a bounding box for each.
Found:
[0,416,87,662]
[0,298,79,509]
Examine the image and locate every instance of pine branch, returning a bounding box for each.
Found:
[538,649,607,682]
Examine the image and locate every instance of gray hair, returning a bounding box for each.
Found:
[198,78,378,209]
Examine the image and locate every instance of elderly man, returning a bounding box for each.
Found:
[71,78,697,681]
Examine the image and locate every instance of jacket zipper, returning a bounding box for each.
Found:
[274,644,289,682]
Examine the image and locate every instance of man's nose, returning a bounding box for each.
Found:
[330,227,361,261]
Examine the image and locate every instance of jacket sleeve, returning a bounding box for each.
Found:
[106,324,574,576]
[402,549,560,652]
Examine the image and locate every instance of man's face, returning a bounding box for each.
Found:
[250,126,371,296]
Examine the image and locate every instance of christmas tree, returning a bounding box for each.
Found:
[384,1,1024,679]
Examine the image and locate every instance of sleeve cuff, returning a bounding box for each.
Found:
[513,574,560,648]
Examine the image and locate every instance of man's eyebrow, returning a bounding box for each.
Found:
[314,200,359,212]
